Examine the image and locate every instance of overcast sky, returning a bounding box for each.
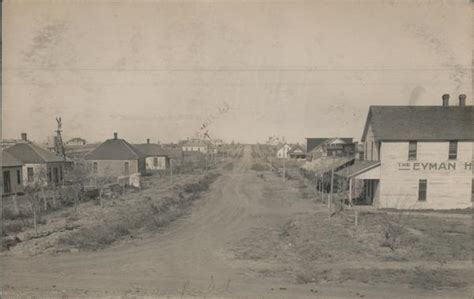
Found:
[2,0,472,144]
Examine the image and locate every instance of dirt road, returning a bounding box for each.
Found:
[0,146,470,298]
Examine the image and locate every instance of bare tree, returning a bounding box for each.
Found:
[63,160,89,213]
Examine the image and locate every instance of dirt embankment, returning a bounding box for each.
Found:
[3,171,221,256]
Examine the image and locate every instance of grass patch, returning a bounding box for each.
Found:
[250,163,271,172]
[58,172,221,251]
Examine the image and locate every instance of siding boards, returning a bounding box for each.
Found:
[379,141,473,209]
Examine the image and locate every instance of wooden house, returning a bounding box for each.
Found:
[182,139,208,154]
[337,95,473,209]
[276,144,292,159]
[307,138,355,161]
[5,133,71,187]
[288,144,306,159]
[135,139,170,171]
[84,133,146,177]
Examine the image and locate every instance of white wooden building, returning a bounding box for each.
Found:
[337,95,473,210]
[276,144,292,159]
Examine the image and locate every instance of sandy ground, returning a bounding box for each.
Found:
[0,146,472,298]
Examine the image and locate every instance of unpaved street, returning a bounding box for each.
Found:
[0,146,470,298]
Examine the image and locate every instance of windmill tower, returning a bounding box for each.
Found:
[54,117,66,160]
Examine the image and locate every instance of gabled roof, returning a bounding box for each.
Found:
[309,138,353,153]
[5,142,66,164]
[306,138,329,152]
[134,143,169,157]
[2,150,23,167]
[361,106,474,142]
[84,138,144,160]
[289,144,305,154]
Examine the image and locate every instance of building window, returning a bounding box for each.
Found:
[153,157,158,167]
[371,142,374,160]
[418,179,427,201]
[53,167,59,184]
[47,168,52,182]
[60,166,63,181]
[93,162,98,174]
[124,162,129,175]
[27,167,34,182]
[471,179,474,202]
[17,170,21,185]
[448,141,458,160]
[408,141,417,160]
[3,171,11,193]
[364,142,368,160]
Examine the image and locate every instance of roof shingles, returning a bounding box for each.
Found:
[6,143,66,163]
[362,106,474,141]
[85,139,144,160]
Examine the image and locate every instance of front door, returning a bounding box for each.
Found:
[3,170,11,194]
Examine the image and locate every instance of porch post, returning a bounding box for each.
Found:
[349,177,353,206]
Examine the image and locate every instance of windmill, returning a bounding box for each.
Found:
[54,117,67,160]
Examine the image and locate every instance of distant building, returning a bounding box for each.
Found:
[135,139,170,171]
[276,144,292,159]
[5,133,71,187]
[337,94,473,210]
[307,138,355,161]
[288,144,306,159]
[2,151,24,195]
[66,137,87,146]
[84,133,146,177]
[182,139,208,154]
[305,138,329,153]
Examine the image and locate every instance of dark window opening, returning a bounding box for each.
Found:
[408,141,417,160]
[53,167,59,184]
[3,171,11,193]
[471,179,474,202]
[418,179,427,201]
[17,170,21,185]
[449,141,458,160]
[93,162,98,174]
[27,167,34,182]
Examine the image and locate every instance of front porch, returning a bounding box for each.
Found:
[335,160,381,206]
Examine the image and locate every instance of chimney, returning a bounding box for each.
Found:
[21,132,27,141]
[114,132,118,139]
[442,94,450,107]
[459,94,466,107]
[147,138,150,144]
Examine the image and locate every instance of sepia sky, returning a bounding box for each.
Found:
[2,0,472,144]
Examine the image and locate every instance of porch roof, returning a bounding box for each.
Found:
[335,160,380,178]
[301,156,354,174]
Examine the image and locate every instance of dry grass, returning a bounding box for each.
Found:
[250,163,271,172]
[58,172,221,251]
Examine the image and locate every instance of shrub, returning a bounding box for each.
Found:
[251,163,270,172]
